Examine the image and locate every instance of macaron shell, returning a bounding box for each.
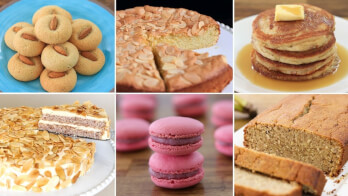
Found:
[116,138,148,152]
[150,169,204,189]
[116,118,150,139]
[121,111,154,121]
[172,94,206,105]
[214,125,233,143]
[215,142,232,156]
[149,116,204,138]
[211,115,233,127]
[175,104,206,117]
[212,100,233,119]
[148,137,202,155]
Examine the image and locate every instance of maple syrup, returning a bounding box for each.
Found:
[236,43,348,91]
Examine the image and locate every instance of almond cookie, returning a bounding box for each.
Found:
[13,27,45,57]
[69,19,102,51]
[41,42,79,72]
[40,68,77,92]
[8,53,43,82]
[35,15,72,44]
[75,48,105,75]
[32,5,72,25]
[4,22,32,51]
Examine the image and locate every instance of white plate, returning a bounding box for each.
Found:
[234,15,348,93]
[195,23,233,93]
[235,126,348,195]
[0,139,115,196]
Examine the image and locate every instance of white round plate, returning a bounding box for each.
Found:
[195,23,233,93]
[0,139,115,196]
[234,15,348,93]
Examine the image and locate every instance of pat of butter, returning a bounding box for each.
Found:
[275,5,304,21]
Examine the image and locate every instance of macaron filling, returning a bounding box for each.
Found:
[117,136,148,144]
[125,109,153,114]
[149,168,200,180]
[217,140,232,146]
[176,101,204,108]
[151,135,201,146]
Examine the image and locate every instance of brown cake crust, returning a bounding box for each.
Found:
[235,146,327,195]
[244,95,348,177]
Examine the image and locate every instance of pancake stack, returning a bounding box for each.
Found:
[251,4,340,81]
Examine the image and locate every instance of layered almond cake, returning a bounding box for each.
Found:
[116,5,232,92]
[38,101,111,140]
[0,106,95,192]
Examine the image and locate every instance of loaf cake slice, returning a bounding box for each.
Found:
[244,94,348,177]
[154,44,232,92]
[38,101,110,140]
[235,146,326,195]
[235,166,302,196]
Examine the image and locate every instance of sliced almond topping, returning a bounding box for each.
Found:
[18,54,34,65]
[21,33,38,41]
[72,171,80,184]
[12,185,27,191]
[53,45,68,56]
[21,159,34,173]
[48,71,66,79]
[78,27,92,40]
[81,51,97,61]
[50,16,58,30]
[13,26,22,33]
[55,166,66,181]
[37,178,49,187]
[44,171,52,178]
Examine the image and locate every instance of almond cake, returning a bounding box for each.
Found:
[0,106,96,192]
[116,5,232,92]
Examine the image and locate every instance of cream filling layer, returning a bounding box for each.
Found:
[39,120,104,133]
[42,109,108,123]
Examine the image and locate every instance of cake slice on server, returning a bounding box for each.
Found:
[38,101,110,140]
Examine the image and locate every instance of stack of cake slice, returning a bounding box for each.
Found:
[251,4,340,81]
[38,101,110,140]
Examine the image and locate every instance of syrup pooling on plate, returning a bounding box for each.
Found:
[236,43,348,91]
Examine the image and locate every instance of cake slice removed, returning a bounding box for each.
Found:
[235,166,302,196]
[235,146,326,195]
[154,44,232,92]
[38,101,110,140]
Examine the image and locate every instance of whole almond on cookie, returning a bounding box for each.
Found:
[48,71,66,78]
[53,45,68,56]
[50,16,58,30]
[21,33,38,41]
[81,51,97,61]
[18,54,34,65]
[13,26,22,33]
[78,27,92,39]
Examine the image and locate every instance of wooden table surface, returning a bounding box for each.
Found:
[116,95,233,196]
[234,94,289,131]
[235,0,348,21]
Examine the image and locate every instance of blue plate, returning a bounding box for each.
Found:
[0,0,115,92]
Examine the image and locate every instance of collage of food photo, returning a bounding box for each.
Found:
[1,0,348,195]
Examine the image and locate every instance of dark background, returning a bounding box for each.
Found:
[116,0,233,27]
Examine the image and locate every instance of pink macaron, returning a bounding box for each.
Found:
[172,95,207,117]
[121,94,156,103]
[148,116,204,155]
[149,152,204,189]
[214,124,233,156]
[211,100,233,127]
[116,118,150,152]
[120,95,156,121]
